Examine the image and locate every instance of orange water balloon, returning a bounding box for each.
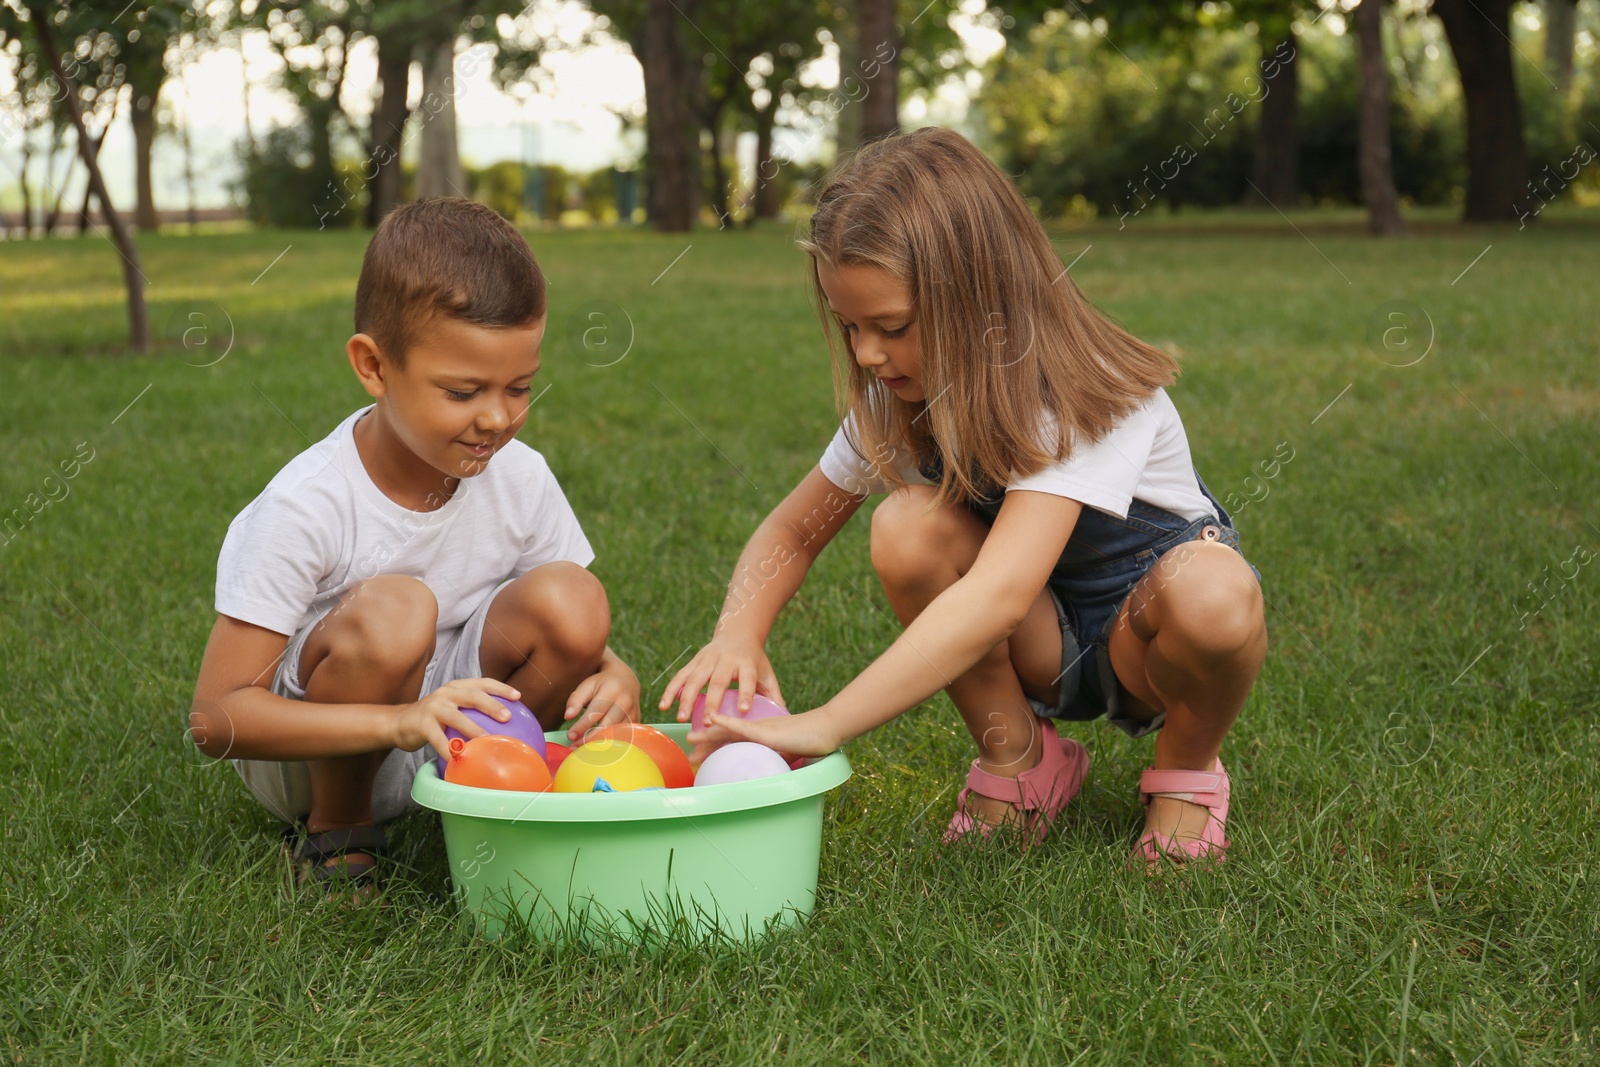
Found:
[443,735,552,793]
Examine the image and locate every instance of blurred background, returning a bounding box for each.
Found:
[1,0,1596,350]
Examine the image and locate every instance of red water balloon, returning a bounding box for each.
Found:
[543,741,572,779]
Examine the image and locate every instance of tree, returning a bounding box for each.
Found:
[746,35,818,221]
[233,0,358,225]
[835,0,966,156]
[1237,1,1303,209]
[1432,0,1528,222]
[1542,0,1575,93]
[611,0,701,231]
[0,31,58,235]
[856,0,898,141]
[416,34,466,199]
[19,3,150,350]
[831,1,862,155]
[1356,0,1404,234]
[159,78,201,227]
[364,14,417,224]
[689,0,828,226]
[2,0,162,241]
[402,1,544,212]
[996,0,1306,207]
[122,3,191,233]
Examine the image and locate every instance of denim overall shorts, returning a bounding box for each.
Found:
[938,463,1262,738]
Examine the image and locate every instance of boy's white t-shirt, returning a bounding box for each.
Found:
[216,406,594,639]
[817,387,1216,521]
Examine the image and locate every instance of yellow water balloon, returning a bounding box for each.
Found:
[550,739,666,793]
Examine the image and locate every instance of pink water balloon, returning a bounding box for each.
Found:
[689,691,789,733]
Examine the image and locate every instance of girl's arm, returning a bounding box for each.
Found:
[660,466,866,722]
[697,489,1082,755]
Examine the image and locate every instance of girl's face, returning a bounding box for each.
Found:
[818,262,925,403]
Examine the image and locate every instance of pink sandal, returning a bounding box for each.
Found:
[943,718,1089,846]
[1133,760,1231,865]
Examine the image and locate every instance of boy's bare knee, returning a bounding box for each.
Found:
[509,562,610,659]
[322,575,438,675]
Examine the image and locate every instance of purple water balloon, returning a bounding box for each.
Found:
[435,696,547,774]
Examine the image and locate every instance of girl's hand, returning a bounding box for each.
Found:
[391,678,517,756]
[687,706,843,766]
[563,654,642,742]
[658,635,784,725]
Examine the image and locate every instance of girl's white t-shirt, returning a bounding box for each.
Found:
[216,406,594,639]
[817,387,1216,521]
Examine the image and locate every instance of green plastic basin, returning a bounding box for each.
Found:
[411,723,851,943]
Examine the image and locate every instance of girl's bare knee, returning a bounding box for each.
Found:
[869,485,971,586]
[1155,549,1263,663]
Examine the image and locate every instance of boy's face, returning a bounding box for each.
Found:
[351,313,546,482]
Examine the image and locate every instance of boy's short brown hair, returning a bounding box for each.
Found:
[354,197,546,365]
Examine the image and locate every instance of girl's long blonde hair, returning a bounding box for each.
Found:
[801,127,1179,506]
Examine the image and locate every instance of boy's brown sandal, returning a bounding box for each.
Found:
[282,823,389,898]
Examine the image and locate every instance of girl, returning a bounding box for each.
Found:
[661,128,1266,864]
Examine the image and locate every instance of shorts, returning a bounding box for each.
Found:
[1029,475,1262,739]
[231,581,506,826]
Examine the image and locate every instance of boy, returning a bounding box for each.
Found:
[190,198,640,895]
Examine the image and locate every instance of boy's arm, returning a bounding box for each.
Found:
[560,643,641,742]
[190,615,512,761]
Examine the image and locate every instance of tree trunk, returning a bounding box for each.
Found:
[705,66,742,227]
[417,35,465,200]
[857,0,899,142]
[182,102,198,228]
[130,98,159,231]
[241,37,258,158]
[1356,0,1405,235]
[1434,0,1528,222]
[43,124,70,236]
[636,0,700,232]
[128,65,162,232]
[752,103,780,220]
[37,19,149,352]
[76,119,113,236]
[706,112,731,227]
[834,4,863,157]
[1245,32,1299,208]
[366,32,411,225]
[1543,0,1575,93]
[18,132,33,237]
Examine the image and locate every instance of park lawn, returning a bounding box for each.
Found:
[1,213,1597,1065]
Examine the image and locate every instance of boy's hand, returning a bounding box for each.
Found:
[563,651,641,742]
[658,635,784,725]
[390,678,518,757]
[686,705,842,766]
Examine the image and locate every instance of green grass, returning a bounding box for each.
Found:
[2,213,1598,1064]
